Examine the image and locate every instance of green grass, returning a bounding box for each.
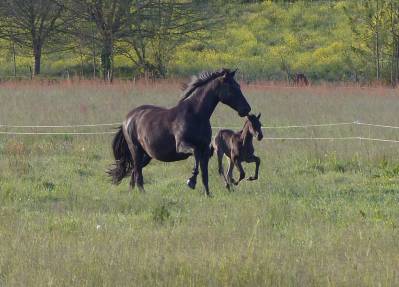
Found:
[0,82,398,286]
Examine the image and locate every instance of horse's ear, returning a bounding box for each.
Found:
[257,113,261,119]
[230,69,238,78]
[221,69,229,80]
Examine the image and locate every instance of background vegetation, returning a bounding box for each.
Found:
[1,0,399,84]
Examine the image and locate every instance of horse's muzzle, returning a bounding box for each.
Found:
[238,107,251,117]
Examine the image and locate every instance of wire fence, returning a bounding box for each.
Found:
[1,121,399,144]
[1,121,399,130]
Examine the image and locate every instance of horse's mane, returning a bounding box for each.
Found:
[180,69,231,102]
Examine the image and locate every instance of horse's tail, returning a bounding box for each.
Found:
[107,126,133,184]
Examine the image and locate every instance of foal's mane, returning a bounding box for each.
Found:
[180,69,229,102]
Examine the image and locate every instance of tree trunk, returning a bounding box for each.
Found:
[92,27,96,79]
[12,41,17,77]
[375,0,380,81]
[396,37,399,83]
[101,35,113,81]
[33,42,42,76]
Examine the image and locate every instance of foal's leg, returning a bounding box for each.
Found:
[187,149,200,189]
[247,155,261,181]
[226,158,237,188]
[233,159,246,185]
[217,148,229,187]
[199,148,212,197]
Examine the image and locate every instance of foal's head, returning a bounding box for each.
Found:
[246,113,263,141]
[216,69,251,117]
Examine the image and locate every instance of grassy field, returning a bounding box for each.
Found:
[0,81,398,286]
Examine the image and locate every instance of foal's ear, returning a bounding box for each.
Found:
[257,113,261,119]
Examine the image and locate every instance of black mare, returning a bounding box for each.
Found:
[108,69,251,196]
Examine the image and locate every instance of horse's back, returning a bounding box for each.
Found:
[126,104,169,119]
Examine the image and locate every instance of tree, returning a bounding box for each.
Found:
[70,0,133,81]
[386,0,399,86]
[120,1,220,78]
[0,0,66,75]
[345,0,399,85]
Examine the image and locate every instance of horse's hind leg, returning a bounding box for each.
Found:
[123,130,146,191]
[142,153,152,168]
[131,149,145,192]
[129,153,152,190]
[247,155,260,181]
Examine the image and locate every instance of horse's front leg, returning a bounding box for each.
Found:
[187,149,200,189]
[199,147,212,197]
[246,155,261,181]
[175,139,198,189]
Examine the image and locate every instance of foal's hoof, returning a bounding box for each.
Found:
[187,179,196,189]
[247,176,258,181]
[225,183,233,191]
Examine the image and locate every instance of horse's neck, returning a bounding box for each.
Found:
[182,85,219,119]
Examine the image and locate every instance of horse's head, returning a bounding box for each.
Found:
[217,69,251,117]
[246,113,263,141]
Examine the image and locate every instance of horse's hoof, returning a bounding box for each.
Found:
[187,179,196,189]
[247,176,257,181]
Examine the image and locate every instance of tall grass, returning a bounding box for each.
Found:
[0,81,398,286]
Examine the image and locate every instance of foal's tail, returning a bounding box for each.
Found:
[209,144,214,158]
[212,133,224,176]
[107,126,133,184]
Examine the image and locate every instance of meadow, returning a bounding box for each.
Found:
[0,81,398,286]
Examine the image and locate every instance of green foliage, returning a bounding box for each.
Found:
[0,1,398,82]
[171,1,355,81]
